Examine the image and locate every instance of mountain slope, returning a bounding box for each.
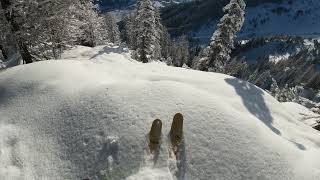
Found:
[100,0,320,41]
[161,0,320,42]
[98,0,191,12]
[239,0,320,37]
[0,45,320,179]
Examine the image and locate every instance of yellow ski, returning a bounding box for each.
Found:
[170,113,184,156]
[149,119,162,153]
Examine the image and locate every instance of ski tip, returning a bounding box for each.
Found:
[149,119,162,153]
[173,113,183,120]
[153,119,162,126]
[171,113,184,131]
[150,119,162,134]
[170,113,184,147]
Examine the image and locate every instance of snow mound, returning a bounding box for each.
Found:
[1,45,320,180]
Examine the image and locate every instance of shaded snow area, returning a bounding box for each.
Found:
[1,45,320,180]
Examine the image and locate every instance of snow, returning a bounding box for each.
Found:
[1,45,320,180]
[154,1,165,8]
[269,53,290,63]
[283,102,319,127]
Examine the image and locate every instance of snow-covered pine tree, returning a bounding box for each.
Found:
[155,7,166,58]
[270,78,281,100]
[178,35,190,67]
[160,27,172,61]
[123,13,137,49]
[0,0,110,60]
[171,35,190,67]
[30,0,83,59]
[1,0,76,60]
[196,0,246,72]
[105,13,120,44]
[277,84,299,103]
[134,0,162,63]
[77,0,109,47]
[224,57,249,79]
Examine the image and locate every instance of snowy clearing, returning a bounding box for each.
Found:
[0,45,320,180]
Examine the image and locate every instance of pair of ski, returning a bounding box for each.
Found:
[149,113,184,159]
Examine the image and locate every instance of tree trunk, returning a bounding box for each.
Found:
[19,41,33,64]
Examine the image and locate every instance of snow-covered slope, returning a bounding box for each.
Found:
[1,45,320,180]
[283,102,319,128]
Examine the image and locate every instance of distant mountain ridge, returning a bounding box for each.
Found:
[98,0,191,12]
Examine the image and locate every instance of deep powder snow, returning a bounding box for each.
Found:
[0,46,320,180]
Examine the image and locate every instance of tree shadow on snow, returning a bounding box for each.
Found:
[175,137,187,180]
[225,78,307,151]
[90,45,129,60]
[225,78,281,135]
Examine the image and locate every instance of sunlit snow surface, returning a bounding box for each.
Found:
[0,45,320,180]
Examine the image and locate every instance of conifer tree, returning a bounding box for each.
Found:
[196,0,246,72]
[134,0,162,63]
[123,13,137,49]
[160,28,172,61]
[171,35,189,67]
[105,13,120,44]
[270,78,281,100]
[77,0,109,47]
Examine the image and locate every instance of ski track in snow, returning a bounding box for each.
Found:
[0,45,320,179]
